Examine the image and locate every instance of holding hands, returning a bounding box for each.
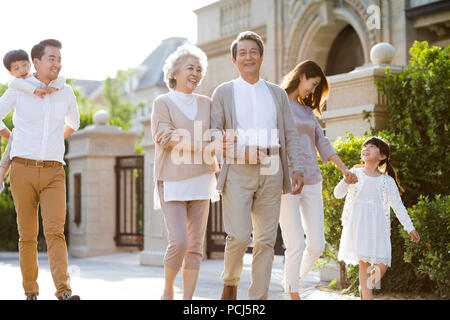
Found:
[343,169,358,184]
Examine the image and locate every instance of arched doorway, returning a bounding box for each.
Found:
[326,24,365,76]
[284,1,375,77]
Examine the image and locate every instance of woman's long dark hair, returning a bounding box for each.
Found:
[361,137,405,195]
[280,60,329,114]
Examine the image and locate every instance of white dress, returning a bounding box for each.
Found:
[338,173,392,266]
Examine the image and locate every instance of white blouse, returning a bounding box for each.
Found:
[154,91,220,209]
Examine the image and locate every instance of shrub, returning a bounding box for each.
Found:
[367,41,449,296]
[402,195,450,298]
[0,188,18,251]
[376,41,450,208]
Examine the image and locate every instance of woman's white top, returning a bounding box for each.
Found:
[153,91,220,209]
[334,168,415,266]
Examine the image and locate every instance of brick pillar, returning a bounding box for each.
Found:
[66,110,138,257]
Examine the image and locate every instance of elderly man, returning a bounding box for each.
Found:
[0,39,80,300]
[211,31,305,300]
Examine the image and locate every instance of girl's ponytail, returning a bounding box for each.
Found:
[381,158,405,195]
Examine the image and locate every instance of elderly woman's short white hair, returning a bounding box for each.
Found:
[163,44,208,90]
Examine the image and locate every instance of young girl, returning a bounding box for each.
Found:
[334,137,420,300]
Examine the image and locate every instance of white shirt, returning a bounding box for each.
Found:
[153,91,220,208]
[0,75,80,164]
[233,77,279,147]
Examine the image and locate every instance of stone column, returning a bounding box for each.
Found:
[321,42,402,141]
[139,116,168,266]
[66,110,139,258]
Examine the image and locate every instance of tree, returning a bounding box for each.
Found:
[67,78,101,115]
[103,70,137,130]
[376,41,450,208]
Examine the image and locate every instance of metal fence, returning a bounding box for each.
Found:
[114,155,144,249]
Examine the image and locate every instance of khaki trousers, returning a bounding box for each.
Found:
[157,181,210,270]
[221,157,283,300]
[10,161,71,298]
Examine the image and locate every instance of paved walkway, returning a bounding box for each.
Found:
[0,251,357,300]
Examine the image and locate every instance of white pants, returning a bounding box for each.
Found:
[279,182,325,293]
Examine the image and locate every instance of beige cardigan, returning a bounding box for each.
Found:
[151,93,218,182]
[210,79,305,194]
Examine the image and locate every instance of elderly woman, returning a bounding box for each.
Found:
[151,44,224,300]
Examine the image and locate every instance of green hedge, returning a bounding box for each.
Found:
[0,188,18,251]
[402,195,450,298]
[376,41,449,208]
[373,41,448,296]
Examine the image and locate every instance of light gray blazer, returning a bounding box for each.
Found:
[210,79,304,194]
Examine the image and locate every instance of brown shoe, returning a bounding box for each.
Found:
[58,291,80,300]
[221,285,237,300]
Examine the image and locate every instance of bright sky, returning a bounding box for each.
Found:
[0,0,217,84]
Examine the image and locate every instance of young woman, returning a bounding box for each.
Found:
[279,60,357,300]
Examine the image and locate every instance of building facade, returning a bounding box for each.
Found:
[194,0,450,139]
[195,0,449,93]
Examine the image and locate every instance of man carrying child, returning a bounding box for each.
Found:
[0,39,80,300]
[0,49,65,192]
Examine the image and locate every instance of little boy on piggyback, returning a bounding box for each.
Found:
[0,49,65,192]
